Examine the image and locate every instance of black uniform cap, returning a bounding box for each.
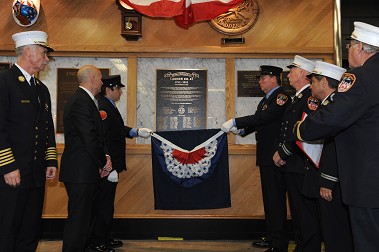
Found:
[102,75,125,88]
[257,65,283,77]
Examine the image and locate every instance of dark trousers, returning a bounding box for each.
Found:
[259,165,288,250]
[62,182,99,252]
[349,206,379,252]
[285,172,322,252]
[318,186,354,252]
[0,186,44,252]
[91,178,118,245]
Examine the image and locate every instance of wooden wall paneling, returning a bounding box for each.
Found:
[43,147,266,219]
[0,0,334,56]
[225,57,236,145]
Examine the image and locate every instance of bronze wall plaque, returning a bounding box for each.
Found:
[237,70,263,97]
[156,69,207,131]
[56,68,110,133]
[209,0,259,35]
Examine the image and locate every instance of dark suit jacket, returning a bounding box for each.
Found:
[0,65,57,188]
[59,88,107,183]
[98,96,133,172]
[235,86,290,166]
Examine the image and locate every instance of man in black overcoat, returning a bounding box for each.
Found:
[0,31,58,251]
[90,75,151,251]
[60,65,112,252]
[273,55,322,252]
[295,22,379,252]
[222,65,290,252]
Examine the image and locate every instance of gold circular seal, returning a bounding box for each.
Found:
[209,0,259,35]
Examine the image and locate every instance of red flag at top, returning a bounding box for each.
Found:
[121,0,243,29]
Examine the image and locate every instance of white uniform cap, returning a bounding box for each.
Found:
[287,55,315,73]
[311,61,346,81]
[12,30,54,52]
[351,22,379,47]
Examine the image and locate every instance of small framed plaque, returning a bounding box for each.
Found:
[156,69,207,131]
[56,68,110,133]
[0,62,11,71]
[282,71,296,96]
[237,71,264,97]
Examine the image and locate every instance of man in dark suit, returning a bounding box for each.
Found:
[59,65,112,252]
[273,55,322,252]
[222,66,290,252]
[90,75,152,251]
[295,22,379,252]
[304,61,354,252]
[0,31,58,251]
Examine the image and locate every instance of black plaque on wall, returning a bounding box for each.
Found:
[156,69,207,131]
[282,71,296,96]
[0,63,11,71]
[237,71,264,97]
[56,68,110,133]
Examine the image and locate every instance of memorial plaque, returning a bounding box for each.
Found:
[0,63,11,71]
[237,71,264,97]
[56,68,109,133]
[156,69,207,131]
[282,71,296,96]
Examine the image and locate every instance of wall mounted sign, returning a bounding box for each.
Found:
[209,0,259,35]
[237,70,263,97]
[0,63,12,71]
[156,69,207,131]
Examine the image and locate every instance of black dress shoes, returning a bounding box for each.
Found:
[105,239,123,248]
[252,236,272,248]
[89,244,115,252]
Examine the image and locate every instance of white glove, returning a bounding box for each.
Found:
[221,119,234,132]
[138,128,153,138]
[230,126,242,135]
[107,170,118,182]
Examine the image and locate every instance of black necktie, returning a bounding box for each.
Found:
[30,77,39,101]
[30,77,35,87]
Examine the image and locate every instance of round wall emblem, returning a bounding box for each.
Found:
[209,0,259,35]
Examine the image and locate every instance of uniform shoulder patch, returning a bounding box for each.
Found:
[307,96,320,111]
[276,93,288,106]
[338,73,356,92]
[99,110,107,120]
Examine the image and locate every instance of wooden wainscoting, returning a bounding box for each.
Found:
[43,144,266,219]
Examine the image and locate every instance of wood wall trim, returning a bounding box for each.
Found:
[126,56,137,144]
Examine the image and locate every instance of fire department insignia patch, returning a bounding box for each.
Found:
[99,110,107,120]
[338,73,356,92]
[307,97,319,111]
[276,94,288,106]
